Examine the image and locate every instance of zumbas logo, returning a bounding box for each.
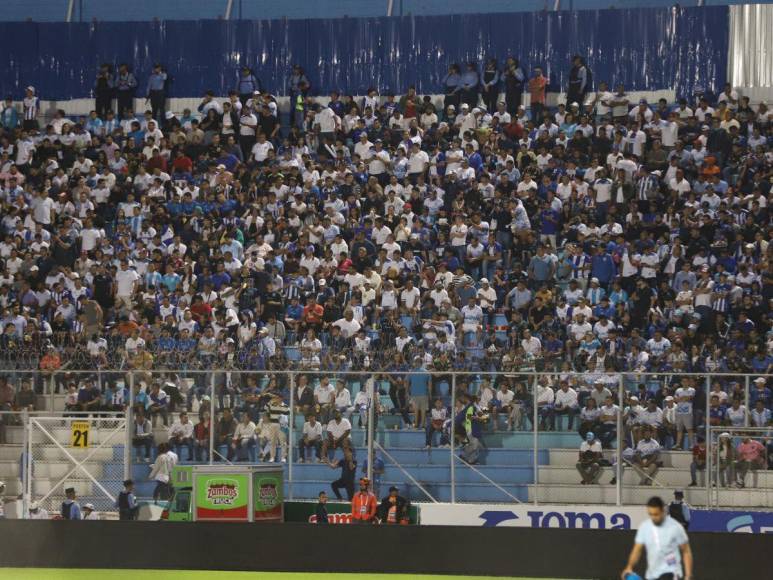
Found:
[479,509,633,529]
[206,480,238,506]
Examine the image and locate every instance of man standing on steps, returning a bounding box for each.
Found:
[567,55,589,113]
[350,477,377,525]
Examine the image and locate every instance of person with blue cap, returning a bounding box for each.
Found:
[622,496,693,580]
[576,430,603,484]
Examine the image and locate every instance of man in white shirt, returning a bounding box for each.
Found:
[631,426,661,485]
[332,310,361,339]
[114,260,140,310]
[407,142,429,181]
[251,133,274,164]
[553,380,579,430]
[168,412,194,461]
[299,414,324,462]
[231,413,256,462]
[314,378,336,423]
[321,411,353,464]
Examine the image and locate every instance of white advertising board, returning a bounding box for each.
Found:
[420,502,649,530]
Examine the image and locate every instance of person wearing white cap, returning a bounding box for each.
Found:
[454,102,477,134]
[22,86,39,130]
[750,377,771,410]
[28,501,50,520]
[82,503,99,520]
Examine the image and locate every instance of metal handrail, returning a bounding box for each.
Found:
[453,453,524,503]
[375,442,439,503]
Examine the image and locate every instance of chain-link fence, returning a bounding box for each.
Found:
[0,369,770,518]
[26,416,127,516]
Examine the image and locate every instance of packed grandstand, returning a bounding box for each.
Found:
[0,55,771,510]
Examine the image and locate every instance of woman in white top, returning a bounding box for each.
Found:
[238,312,257,347]
[725,398,747,428]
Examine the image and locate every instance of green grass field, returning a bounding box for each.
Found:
[2,571,542,580]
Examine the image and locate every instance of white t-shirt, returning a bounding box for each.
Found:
[115,268,140,296]
[327,418,352,439]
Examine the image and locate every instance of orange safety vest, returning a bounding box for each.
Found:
[350,492,377,521]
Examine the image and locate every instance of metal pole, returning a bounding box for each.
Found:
[705,425,712,509]
[49,373,55,415]
[25,413,32,514]
[21,409,29,518]
[450,373,456,504]
[125,372,134,481]
[616,375,624,506]
[65,0,74,22]
[209,373,216,465]
[705,375,712,507]
[532,376,538,505]
[367,374,375,484]
[288,373,295,500]
[704,376,710,456]
[744,376,750,427]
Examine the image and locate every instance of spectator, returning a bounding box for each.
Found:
[321,411,353,465]
[735,436,766,488]
[631,426,662,486]
[132,411,153,462]
[82,503,99,520]
[193,410,211,462]
[576,431,603,485]
[688,436,707,487]
[231,413,256,462]
[168,411,194,461]
[299,414,324,463]
[426,398,449,448]
[553,379,579,430]
[28,501,50,520]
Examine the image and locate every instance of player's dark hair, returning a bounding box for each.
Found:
[647,496,665,510]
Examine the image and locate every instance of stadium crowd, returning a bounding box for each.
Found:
[0,58,770,474]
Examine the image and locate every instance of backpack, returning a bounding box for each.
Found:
[461,437,483,465]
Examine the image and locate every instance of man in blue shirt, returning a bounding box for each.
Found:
[591,245,617,289]
[146,63,168,125]
[622,496,693,580]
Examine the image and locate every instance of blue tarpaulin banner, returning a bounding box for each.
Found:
[690,509,773,533]
[0,6,728,101]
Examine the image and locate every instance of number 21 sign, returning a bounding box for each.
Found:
[70,421,90,448]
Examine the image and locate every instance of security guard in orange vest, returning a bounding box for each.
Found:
[350,477,377,524]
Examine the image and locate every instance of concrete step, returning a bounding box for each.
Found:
[0,460,109,480]
[549,448,694,469]
[0,445,23,461]
[528,484,773,507]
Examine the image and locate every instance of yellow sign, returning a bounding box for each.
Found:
[70,421,90,448]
